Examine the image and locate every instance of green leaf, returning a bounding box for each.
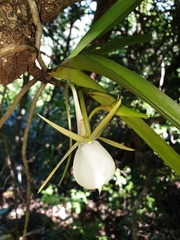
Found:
[49,66,147,118]
[48,66,105,92]
[121,116,180,175]
[69,0,143,57]
[83,34,152,55]
[66,54,180,130]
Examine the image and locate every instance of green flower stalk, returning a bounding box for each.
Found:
[38,83,134,193]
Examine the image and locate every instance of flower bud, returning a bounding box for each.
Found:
[73,140,115,193]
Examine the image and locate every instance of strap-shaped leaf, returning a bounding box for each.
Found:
[66,54,180,130]
[49,66,105,92]
[86,90,147,118]
[121,116,180,175]
[83,34,152,55]
[49,66,147,118]
[69,0,142,57]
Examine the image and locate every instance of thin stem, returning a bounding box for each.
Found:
[88,106,104,121]
[22,83,46,240]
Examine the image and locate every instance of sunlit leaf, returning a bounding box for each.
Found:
[49,66,147,118]
[69,0,143,57]
[83,34,152,55]
[66,54,180,130]
[121,116,180,175]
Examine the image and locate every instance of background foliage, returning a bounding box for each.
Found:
[0,0,180,239]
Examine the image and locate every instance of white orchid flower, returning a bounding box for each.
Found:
[38,84,134,193]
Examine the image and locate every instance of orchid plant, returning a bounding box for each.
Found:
[38,83,134,193]
[37,0,180,193]
[46,0,180,176]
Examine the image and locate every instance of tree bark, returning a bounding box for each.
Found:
[0,0,80,85]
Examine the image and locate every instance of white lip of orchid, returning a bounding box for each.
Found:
[38,84,134,193]
[73,140,115,193]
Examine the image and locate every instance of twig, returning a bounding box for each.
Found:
[21,82,46,240]
[26,0,46,71]
[0,78,37,129]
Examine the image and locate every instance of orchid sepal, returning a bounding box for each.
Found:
[99,137,134,151]
[90,99,121,140]
[38,114,90,143]
[38,141,79,193]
